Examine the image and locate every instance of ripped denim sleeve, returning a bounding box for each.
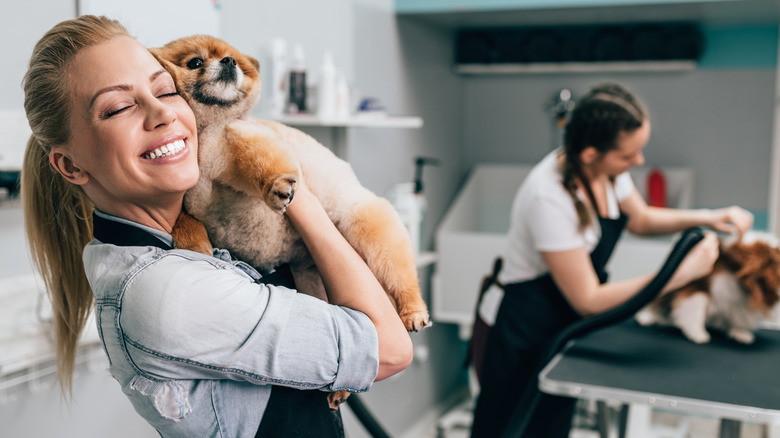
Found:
[128,374,192,422]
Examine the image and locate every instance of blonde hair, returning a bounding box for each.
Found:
[21,15,130,396]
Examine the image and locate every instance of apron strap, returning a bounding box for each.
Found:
[465,257,504,370]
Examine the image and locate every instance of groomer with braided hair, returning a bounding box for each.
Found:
[470,83,753,437]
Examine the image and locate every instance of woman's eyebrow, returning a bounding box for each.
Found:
[149,68,168,82]
[88,69,169,109]
[89,84,132,109]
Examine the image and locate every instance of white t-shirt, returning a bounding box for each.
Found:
[479,149,634,324]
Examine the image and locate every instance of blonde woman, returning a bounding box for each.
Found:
[22,15,411,437]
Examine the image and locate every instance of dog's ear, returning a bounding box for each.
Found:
[149,49,185,93]
[247,55,260,73]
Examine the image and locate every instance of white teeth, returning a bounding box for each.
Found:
[144,139,185,159]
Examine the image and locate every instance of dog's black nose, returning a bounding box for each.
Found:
[221,57,237,66]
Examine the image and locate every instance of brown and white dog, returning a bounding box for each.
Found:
[637,234,780,344]
[151,36,430,407]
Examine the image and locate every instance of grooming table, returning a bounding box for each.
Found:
[539,320,780,437]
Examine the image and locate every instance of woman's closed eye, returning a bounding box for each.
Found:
[156,87,180,99]
[101,101,134,119]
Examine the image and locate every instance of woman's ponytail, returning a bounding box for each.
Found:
[21,15,129,397]
[22,135,94,395]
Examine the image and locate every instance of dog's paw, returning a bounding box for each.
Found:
[400,309,432,332]
[682,328,711,344]
[635,309,656,326]
[728,328,755,344]
[265,174,297,212]
[327,391,350,411]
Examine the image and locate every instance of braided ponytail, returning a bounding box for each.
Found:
[561,83,646,228]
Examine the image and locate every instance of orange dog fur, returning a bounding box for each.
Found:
[637,236,780,344]
[152,36,430,409]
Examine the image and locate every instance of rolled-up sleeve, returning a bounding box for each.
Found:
[120,254,379,393]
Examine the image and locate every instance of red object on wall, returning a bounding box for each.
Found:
[647,167,667,208]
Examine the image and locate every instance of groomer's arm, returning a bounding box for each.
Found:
[621,189,753,237]
[286,184,413,381]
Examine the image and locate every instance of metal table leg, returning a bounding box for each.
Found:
[719,418,742,438]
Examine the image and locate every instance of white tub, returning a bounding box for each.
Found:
[432,163,693,337]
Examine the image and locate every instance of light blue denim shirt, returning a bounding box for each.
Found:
[83,212,379,437]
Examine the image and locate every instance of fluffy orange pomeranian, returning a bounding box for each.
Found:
[151,36,430,407]
[637,235,780,344]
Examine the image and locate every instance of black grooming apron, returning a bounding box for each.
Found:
[92,213,344,438]
[471,214,627,438]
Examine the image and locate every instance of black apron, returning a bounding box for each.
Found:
[471,214,627,438]
[92,213,344,438]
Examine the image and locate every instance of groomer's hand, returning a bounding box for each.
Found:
[708,206,754,240]
[663,231,719,293]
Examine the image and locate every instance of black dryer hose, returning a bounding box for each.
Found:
[500,227,705,438]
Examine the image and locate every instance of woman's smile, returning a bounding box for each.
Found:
[142,137,189,160]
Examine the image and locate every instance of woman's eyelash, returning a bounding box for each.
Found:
[100,90,178,119]
[102,106,131,119]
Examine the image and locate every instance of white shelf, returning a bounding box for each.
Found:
[456,60,697,75]
[272,114,423,128]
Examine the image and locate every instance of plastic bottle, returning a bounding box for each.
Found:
[316,52,336,119]
[287,44,307,114]
[389,182,421,255]
[413,157,440,253]
[647,167,667,207]
[269,38,287,118]
[335,73,350,119]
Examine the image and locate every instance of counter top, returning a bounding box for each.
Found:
[0,274,100,379]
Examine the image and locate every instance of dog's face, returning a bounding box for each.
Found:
[721,240,780,313]
[151,35,261,125]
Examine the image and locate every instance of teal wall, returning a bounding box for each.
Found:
[396,0,732,13]
[700,25,779,68]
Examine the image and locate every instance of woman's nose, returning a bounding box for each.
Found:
[634,152,645,166]
[145,101,177,130]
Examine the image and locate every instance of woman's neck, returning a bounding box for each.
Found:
[97,202,182,234]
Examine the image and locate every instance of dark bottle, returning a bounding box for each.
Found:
[287,44,307,113]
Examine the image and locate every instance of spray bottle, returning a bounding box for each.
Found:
[413,157,440,254]
[388,157,440,255]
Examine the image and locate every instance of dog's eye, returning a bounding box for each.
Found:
[186,58,204,69]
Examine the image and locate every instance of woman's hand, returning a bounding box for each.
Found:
[707,206,754,240]
[664,231,720,292]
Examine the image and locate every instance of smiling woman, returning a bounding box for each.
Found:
[21,14,411,438]
[48,35,199,230]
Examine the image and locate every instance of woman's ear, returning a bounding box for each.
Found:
[580,146,599,165]
[49,147,89,185]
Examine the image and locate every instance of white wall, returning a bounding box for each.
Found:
[0,1,74,112]
[461,69,776,212]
